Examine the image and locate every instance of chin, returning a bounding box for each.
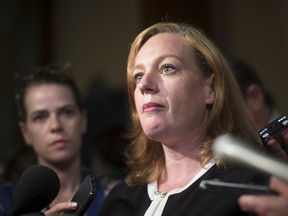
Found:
[145,129,166,142]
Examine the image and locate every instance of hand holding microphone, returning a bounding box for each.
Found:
[9,165,82,216]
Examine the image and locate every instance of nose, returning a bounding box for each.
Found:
[137,72,159,94]
[49,114,62,133]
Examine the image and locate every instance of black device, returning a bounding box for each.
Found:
[199,179,274,196]
[62,175,96,216]
[259,115,288,147]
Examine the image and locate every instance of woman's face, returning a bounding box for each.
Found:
[132,33,214,145]
[19,84,86,165]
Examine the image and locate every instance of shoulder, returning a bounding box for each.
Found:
[210,164,270,184]
[0,183,17,195]
[108,180,146,196]
[0,182,17,216]
[104,180,148,205]
[99,181,148,216]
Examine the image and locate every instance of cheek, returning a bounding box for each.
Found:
[27,127,44,143]
[27,130,46,153]
[68,120,80,133]
[172,83,207,115]
[134,92,142,113]
[70,119,86,138]
[78,117,87,134]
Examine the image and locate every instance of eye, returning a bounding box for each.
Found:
[32,113,47,122]
[60,108,75,117]
[133,72,144,83]
[161,64,176,74]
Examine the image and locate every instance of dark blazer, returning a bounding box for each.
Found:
[99,165,269,216]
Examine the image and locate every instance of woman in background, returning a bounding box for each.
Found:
[0,65,104,216]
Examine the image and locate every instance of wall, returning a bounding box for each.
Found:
[211,0,288,113]
[51,0,141,93]
[0,0,287,176]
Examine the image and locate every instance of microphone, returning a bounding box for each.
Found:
[213,134,288,182]
[10,165,60,216]
[98,197,136,216]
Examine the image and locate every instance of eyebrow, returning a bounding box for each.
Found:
[29,104,77,115]
[133,54,184,72]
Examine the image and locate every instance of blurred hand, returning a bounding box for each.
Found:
[266,140,287,159]
[265,132,288,160]
[238,177,288,216]
[44,202,78,216]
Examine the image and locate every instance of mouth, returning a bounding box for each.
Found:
[51,139,68,148]
[142,102,165,112]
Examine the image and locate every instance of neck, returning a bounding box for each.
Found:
[157,134,207,192]
[39,157,83,207]
[158,149,202,192]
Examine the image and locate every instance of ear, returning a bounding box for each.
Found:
[19,121,32,146]
[205,74,215,105]
[244,84,264,112]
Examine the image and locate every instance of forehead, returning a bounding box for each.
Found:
[135,33,194,64]
[24,84,75,111]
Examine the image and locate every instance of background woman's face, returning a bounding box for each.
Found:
[20,84,86,165]
[132,33,214,145]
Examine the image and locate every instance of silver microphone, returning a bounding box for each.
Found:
[213,134,288,182]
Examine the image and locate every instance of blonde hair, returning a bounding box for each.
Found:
[125,22,261,186]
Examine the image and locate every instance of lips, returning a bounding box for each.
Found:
[51,139,68,148]
[142,102,164,112]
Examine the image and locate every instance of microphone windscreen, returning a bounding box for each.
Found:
[11,165,60,216]
[98,197,136,216]
[213,134,288,182]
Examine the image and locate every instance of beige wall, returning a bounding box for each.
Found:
[231,1,288,114]
[1,0,288,170]
[50,0,141,93]
[51,1,288,113]
[211,0,288,113]
[0,0,142,168]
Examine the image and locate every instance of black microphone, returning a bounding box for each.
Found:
[10,165,60,216]
[98,197,136,216]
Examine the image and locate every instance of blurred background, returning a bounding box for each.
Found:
[0,0,288,181]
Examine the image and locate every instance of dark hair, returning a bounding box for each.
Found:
[229,58,274,108]
[15,63,84,122]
